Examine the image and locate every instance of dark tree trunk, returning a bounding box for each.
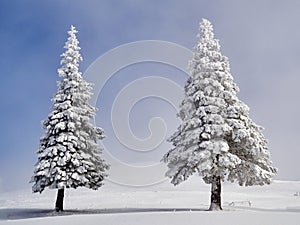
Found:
[209,176,222,211]
[55,188,64,212]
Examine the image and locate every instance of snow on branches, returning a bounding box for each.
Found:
[31,26,109,193]
[163,19,277,187]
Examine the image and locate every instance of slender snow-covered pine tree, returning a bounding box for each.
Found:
[163,19,277,211]
[31,26,109,212]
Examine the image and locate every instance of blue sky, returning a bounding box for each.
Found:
[1,0,300,191]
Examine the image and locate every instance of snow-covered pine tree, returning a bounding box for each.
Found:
[163,19,277,211]
[31,25,109,212]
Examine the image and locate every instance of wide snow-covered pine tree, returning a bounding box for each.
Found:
[163,19,277,211]
[31,25,109,212]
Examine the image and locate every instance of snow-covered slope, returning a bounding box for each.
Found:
[0,177,300,225]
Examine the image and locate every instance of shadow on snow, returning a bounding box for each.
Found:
[0,207,205,220]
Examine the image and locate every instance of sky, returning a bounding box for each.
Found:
[1,0,300,191]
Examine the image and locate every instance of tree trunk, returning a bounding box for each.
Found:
[209,176,222,211]
[55,188,64,212]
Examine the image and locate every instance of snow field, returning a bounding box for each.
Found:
[0,178,300,225]
[1,211,300,225]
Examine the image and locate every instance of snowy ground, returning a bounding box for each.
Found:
[0,177,300,225]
